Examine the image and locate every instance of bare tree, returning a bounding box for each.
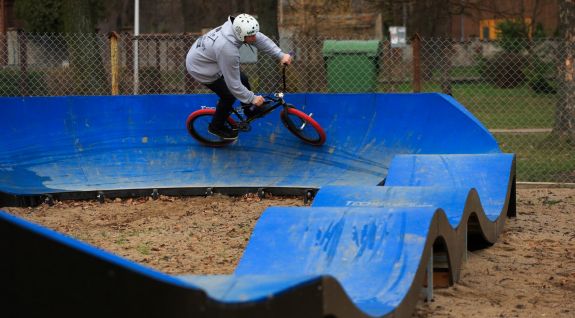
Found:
[180,0,278,34]
[181,0,234,32]
[253,0,279,39]
[554,0,575,139]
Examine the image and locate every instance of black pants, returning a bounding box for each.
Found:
[204,72,251,128]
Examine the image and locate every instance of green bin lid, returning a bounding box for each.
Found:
[322,40,381,57]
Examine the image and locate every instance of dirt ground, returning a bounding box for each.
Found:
[3,188,575,317]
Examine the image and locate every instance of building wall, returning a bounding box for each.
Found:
[451,0,559,40]
[278,0,382,39]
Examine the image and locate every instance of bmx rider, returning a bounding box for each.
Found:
[185,14,292,140]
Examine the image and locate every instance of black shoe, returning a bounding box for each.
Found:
[208,123,238,140]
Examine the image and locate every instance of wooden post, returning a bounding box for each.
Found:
[109,32,120,95]
[412,33,422,93]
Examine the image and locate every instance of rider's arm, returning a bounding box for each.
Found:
[253,32,284,60]
[217,45,255,105]
[254,33,292,66]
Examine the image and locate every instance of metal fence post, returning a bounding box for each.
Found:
[109,32,120,96]
[18,29,28,96]
[412,33,421,93]
[133,33,139,95]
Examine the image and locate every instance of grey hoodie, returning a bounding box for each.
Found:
[186,16,284,104]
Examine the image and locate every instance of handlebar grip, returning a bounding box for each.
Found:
[282,51,295,66]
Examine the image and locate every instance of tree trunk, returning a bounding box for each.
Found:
[62,0,107,95]
[554,0,575,139]
[253,0,278,40]
[411,0,452,81]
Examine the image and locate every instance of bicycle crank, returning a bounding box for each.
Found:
[237,121,251,132]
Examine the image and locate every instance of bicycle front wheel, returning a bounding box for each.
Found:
[186,109,236,147]
[280,107,326,146]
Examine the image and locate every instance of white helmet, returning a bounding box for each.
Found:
[232,14,259,41]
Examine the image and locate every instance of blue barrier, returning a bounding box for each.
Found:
[0,93,514,317]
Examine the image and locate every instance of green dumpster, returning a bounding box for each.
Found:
[322,40,381,92]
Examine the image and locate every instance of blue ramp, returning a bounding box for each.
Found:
[0,93,498,197]
[0,93,515,317]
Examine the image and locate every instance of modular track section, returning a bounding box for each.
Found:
[0,93,515,317]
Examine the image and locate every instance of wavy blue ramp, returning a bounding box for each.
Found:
[0,93,515,317]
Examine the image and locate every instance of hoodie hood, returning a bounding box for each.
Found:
[223,16,244,47]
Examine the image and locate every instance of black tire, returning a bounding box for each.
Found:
[186,109,236,147]
[280,106,326,146]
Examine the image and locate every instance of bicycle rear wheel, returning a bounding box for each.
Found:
[186,109,237,147]
[280,106,326,146]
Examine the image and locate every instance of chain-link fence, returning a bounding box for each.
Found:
[1,31,574,183]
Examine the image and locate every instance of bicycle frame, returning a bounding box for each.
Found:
[231,64,292,125]
[230,92,288,126]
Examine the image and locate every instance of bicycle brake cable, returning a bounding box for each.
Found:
[281,51,295,93]
[282,65,287,93]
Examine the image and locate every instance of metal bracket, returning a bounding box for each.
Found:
[303,189,315,205]
[42,194,54,206]
[96,191,105,203]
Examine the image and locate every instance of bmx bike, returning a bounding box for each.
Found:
[186,67,326,147]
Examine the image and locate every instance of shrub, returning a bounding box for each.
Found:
[0,69,48,96]
[139,67,164,94]
[528,76,557,94]
[496,20,529,53]
[479,52,527,88]
[524,56,557,94]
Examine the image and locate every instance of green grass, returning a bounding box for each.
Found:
[378,82,556,129]
[137,243,151,255]
[453,83,556,129]
[432,65,482,79]
[495,132,575,182]
[0,69,48,96]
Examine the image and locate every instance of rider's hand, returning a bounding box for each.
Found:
[280,53,292,65]
[252,95,265,107]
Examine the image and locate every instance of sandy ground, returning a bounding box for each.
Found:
[3,188,575,317]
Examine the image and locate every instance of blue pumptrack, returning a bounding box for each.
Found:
[0,93,515,317]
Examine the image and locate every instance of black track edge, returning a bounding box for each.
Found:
[0,187,319,207]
